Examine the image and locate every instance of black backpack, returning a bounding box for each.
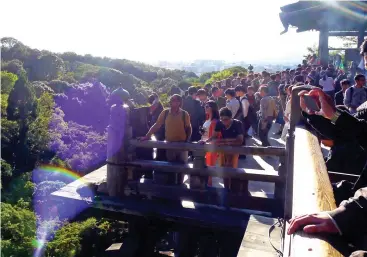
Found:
[235,96,256,123]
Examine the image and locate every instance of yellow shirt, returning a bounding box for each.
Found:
[156,109,191,142]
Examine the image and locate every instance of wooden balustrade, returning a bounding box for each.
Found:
[130,139,286,156]
[283,127,343,257]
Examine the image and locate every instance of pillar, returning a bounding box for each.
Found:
[107,104,132,197]
[318,28,329,66]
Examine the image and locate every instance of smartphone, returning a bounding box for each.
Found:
[303,95,320,112]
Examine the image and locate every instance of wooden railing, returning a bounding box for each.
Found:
[282,86,343,257]
[106,106,287,217]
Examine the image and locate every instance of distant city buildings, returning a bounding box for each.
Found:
[153,60,297,76]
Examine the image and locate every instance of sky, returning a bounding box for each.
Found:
[0,0,336,64]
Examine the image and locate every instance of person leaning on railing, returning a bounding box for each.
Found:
[201,107,243,189]
[288,88,367,257]
[139,94,192,184]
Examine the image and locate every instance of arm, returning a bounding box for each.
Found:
[259,98,266,119]
[328,187,367,240]
[206,131,221,143]
[242,99,250,118]
[145,110,165,138]
[184,112,192,142]
[344,88,352,108]
[333,110,367,150]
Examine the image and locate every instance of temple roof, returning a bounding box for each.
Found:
[279,1,367,34]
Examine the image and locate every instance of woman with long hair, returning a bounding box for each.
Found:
[199,100,220,186]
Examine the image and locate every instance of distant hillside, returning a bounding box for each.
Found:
[0,37,198,104]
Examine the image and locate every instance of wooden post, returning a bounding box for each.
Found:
[319,28,329,66]
[358,28,365,48]
[190,150,207,189]
[107,104,131,197]
[284,85,303,219]
[290,127,342,257]
[274,154,286,216]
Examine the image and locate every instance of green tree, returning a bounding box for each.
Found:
[7,72,37,170]
[31,54,65,81]
[1,71,18,94]
[1,59,25,75]
[1,202,36,257]
[27,93,55,162]
[2,172,35,205]
[1,159,13,189]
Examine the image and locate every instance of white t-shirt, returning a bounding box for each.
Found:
[226,98,240,118]
[201,119,211,141]
[319,77,334,92]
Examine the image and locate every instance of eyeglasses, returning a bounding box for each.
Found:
[205,105,211,108]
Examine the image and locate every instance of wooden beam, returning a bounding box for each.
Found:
[127,180,281,215]
[115,160,283,183]
[130,140,286,156]
[329,31,367,37]
[288,127,343,257]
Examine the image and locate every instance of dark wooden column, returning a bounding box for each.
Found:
[319,28,329,66]
[358,29,365,48]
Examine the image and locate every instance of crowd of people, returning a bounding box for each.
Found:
[137,39,367,255]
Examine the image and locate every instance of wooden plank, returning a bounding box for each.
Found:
[126,180,281,214]
[237,215,281,257]
[130,139,286,156]
[291,127,343,257]
[118,160,283,183]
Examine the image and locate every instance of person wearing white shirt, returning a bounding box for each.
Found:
[224,88,240,118]
[234,85,251,137]
[319,70,335,99]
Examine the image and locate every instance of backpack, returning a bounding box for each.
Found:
[269,97,279,119]
[234,96,243,119]
[235,96,256,123]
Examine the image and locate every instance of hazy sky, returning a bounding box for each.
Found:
[1,0,334,63]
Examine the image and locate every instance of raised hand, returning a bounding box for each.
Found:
[299,88,336,119]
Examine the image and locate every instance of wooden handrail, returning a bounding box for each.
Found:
[130,140,286,156]
[285,127,342,257]
[109,160,283,182]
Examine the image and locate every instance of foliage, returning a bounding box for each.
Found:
[1,159,13,189]
[27,93,55,162]
[1,202,36,257]
[1,71,18,94]
[2,172,35,205]
[1,93,9,116]
[34,180,66,198]
[205,66,247,84]
[30,54,65,81]
[30,81,54,98]
[1,59,25,75]
[338,36,358,48]
[45,218,127,257]
[1,118,19,162]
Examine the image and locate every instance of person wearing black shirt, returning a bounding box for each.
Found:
[335,79,351,106]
